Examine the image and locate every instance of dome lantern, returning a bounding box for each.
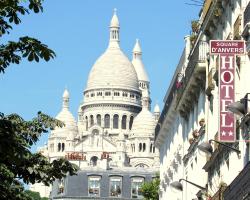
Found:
[109,8,120,49]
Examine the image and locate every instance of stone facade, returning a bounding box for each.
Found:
[155,0,250,199]
[31,10,160,199]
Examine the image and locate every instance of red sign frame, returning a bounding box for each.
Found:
[210,40,245,142]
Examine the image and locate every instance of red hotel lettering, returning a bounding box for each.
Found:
[219,54,235,142]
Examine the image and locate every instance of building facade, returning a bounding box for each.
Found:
[31,10,160,199]
[155,0,250,199]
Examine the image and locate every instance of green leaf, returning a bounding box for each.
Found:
[34,53,39,62]
[27,52,34,61]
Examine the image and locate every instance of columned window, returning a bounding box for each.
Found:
[109,176,122,197]
[113,114,119,129]
[88,176,101,197]
[122,115,127,129]
[104,114,110,128]
[97,114,101,126]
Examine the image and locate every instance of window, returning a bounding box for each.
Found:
[62,143,65,152]
[91,93,95,97]
[97,92,102,96]
[129,116,134,130]
[131,177,144,198]
[105,91,111,96]
[122,92,128,97]
[143,143,146,152]
[139,143,142,152]
[90,115,94,126]
[114,91,120,96]
[90,156,98,167]
[122,115,127,129]
[113,114,119,129]
[88,176,101,197]
[58,143,61,152]
[97,114,101,126]
[130,93,135,98]
[85,116,88,130]
[58,179,64,194]
[150,144,153,153]
[104,114,110,128]
[110,177,122,197]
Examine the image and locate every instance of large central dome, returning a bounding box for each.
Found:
[85,11,139,92]
[86,48,139,91]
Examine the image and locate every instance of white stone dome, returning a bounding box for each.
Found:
[131,108,156,137]
[86,47,139,91]
[56,108,77,128]
[51,89,78,137]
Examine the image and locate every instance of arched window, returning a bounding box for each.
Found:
[150,144,153,153]
[139,143,142,152]
[104,114,110,128]
[143,143,146,152]
[129,116,134,130]
[62,143,65,152]
[58,143,61,152]
[90,156,98,167]
[90,115,94,126]
[97,114,101,126]
[153,146,155,153]
[113,114,119,129]
[85,116,88,131]
[122,115,127,129]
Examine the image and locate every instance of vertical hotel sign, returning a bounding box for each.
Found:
[210,40,245,142]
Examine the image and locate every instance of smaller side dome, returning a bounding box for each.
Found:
[130,109,156,137]
[51,89,78,137]
[110,8,119,27]
[154,104,160,113]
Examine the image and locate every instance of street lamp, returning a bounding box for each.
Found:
[227,93,250,116]
[170,179,206,192]
[198,139,241,155]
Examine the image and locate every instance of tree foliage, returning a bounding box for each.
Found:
[0,112,78,200]
[0,1,78,200]
[141,174,160,200]
[24,190,48,200]
[0,0,56,73]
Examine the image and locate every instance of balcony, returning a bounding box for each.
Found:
[155,75,180,145]
[176,40,208,118]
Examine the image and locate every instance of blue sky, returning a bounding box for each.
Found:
[0,0,200,150]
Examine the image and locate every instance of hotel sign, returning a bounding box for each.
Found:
[210,40,245,142]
